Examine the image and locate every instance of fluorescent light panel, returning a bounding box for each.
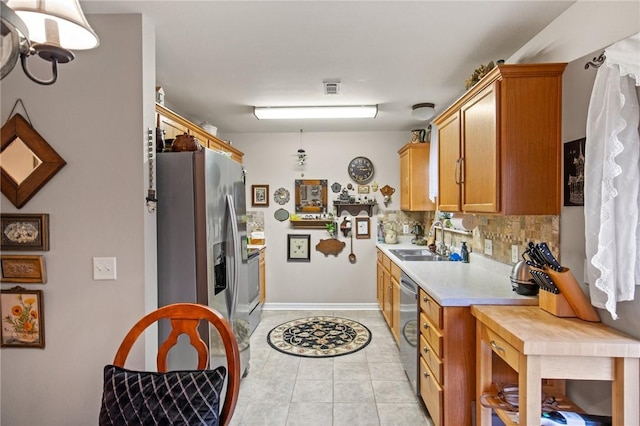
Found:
[254,105,378,120]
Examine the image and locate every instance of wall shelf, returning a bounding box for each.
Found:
[290,219,331,229]
[333,202,376,217]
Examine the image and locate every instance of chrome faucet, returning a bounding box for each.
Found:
[428,220,446,255]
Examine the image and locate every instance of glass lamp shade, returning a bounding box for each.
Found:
[7,0,99,50]
[411,103,436,121]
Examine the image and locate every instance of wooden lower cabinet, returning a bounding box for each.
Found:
[419,289,476,426]
[376,249,400,344]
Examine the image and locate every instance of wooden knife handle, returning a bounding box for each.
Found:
[546,267,600,322]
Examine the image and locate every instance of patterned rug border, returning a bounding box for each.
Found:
[266,316,372,358]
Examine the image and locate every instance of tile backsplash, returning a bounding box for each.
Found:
[379,210,560,265]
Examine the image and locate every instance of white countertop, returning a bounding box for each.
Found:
[377,239,538,307]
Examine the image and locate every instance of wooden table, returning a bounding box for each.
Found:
[471,305,640,426]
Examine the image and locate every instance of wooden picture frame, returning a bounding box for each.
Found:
[1,213,49,251]
[287,234,311,262]
[1,286,45,348]
[1,114,67,209]
[251,184,269,207]
[295,179,328,213]
[355,217,371,239]
[1,255,47,283]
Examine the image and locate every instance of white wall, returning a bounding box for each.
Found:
[226,131,409,306]
[0,14,156,425]
[508,1,640,415]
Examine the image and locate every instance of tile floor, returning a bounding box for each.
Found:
[230,309,434,426]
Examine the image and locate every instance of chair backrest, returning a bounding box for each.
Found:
[112,303,240,426]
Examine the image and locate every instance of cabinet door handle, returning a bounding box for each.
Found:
[423,371,430,378]
[423,346,429,353]
[423,296,429,303]
[423,323,429,330]
[455,158,461,184]
[459,157,465,184]
[490,340,505,353]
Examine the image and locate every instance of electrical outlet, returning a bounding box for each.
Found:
[93,257,117,280]
[402,224,410,234]
[484,239,493,256]
[512,245,519,263]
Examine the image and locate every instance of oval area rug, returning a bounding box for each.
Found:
[267,316,372,358]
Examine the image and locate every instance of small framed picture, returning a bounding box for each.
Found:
[355,217,370,239]
[357,185,370,194]
[1,214,49,251]
[1,286,45,348]
[287,234,311,262]
[251,185,269,207]
[1,255,47,284]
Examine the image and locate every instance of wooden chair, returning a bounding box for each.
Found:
[110,303,241,426]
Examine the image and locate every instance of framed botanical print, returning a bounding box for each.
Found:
[355,217,370,239]
[251,184,269,207]
[1,286,45,348]
[287,234,310,262]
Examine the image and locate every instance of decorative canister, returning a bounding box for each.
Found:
[171,133,200,152]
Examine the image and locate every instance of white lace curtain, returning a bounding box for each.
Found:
[585,32,640,320]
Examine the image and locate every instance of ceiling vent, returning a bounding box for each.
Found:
[323,81,340,95]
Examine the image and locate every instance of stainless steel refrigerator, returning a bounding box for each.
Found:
[157,149,250,377]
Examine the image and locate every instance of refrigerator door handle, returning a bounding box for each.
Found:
[226,194,240,320]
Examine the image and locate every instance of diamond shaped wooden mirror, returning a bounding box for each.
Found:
[1,114,66,208]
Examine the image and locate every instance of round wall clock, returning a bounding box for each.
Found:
[348,156,374,184]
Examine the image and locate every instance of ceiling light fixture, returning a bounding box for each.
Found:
[411,103,436,121]
[1,0,99,85]
[254,105,378,120]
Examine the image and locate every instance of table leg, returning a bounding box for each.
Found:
[519,354,542,426]
[613,357,639,425]
[477,322,493,426]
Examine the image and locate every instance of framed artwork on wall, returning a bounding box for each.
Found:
[1,255,47,283]
[355,217,370,239]
[563,138,585,206]
[287,234,311,262]
[251,184,269,207]
[1,286,45,348]
[1,213,49,251]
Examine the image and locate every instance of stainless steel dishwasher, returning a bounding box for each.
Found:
[399,272,419,395]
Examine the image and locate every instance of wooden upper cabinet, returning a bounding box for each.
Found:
[398,143,435,211]
[155,103,244,163]
[436,113,461,212]
[433,63,566,215]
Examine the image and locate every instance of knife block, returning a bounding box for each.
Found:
[539,290,576,318]
[539,267,600,322]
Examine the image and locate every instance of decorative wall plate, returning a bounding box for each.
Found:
[273,187,290,205]
[331,182,341,193]
[274,208,289,222]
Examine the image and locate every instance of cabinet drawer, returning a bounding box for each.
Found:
[420,334,443,384]
[420,357,443,426]
[420,312,443,358]
[419,290,442,329]
[482,325,520,372]
[390,262,401,282]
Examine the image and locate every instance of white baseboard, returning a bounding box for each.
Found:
[263,302,379,311]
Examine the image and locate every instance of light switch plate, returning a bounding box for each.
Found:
[484,239,493,256]
[511,245,519,263]
[93,257,117,280]
[402,224,410,234]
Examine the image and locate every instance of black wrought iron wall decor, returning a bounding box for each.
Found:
[584,52,606,69]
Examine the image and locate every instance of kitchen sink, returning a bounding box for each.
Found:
[389,249,448,262]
